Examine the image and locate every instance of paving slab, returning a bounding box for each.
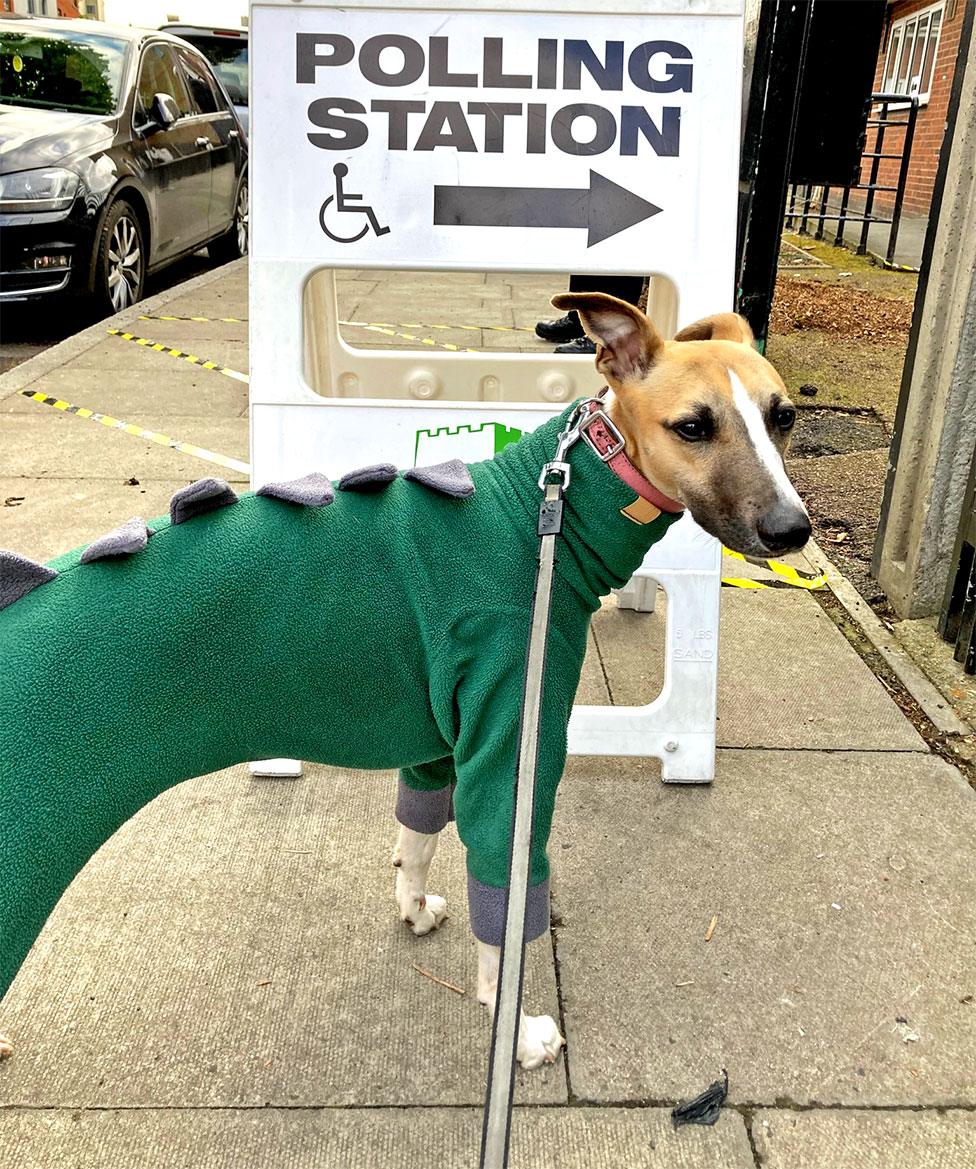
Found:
[122,316,249,345]
[593,589,926,751]
[65,335,250,376]
[753,1108,976,1169]
[157,259,248,316]
[0,478,188,561]
[1,367,247,419]
[382,270,490,286]
[1,413,249,482]
[0,764,563,1108]
[552,749,976,1106]
[0,1106,753,1169]
[346,296,525,325]
[579,627,612,705]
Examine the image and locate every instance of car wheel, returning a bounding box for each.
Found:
[95,200,145,315]
[208,177,248,264]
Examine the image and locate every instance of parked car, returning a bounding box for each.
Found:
[161,25,248,135]
[0,17,248,312]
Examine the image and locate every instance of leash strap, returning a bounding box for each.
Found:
[479,414,581,1169]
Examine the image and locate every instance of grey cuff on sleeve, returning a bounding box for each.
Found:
[395,778,454,835]
[467,874,551,947]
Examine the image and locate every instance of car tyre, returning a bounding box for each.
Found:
[208,176,248,264]
[94,200,146,315]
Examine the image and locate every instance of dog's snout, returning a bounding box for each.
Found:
[757,504,812,554]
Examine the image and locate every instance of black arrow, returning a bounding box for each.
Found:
[433,170,661,247]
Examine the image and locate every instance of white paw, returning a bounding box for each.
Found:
[517,1014,564,1070]
[0,1033,13,1060]
[401,893,448,936]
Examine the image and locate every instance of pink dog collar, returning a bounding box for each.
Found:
[579,398,684,515]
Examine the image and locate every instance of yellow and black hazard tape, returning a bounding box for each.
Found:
[345,320,535,335]
[722,547,827,591]
[107,328,249,384]
[340,320,480,353]
[19,390,250,475]
[140,313,247,324]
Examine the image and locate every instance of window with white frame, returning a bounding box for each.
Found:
[881,2,945,102]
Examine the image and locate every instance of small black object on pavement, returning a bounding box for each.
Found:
[671,1069,729,1128]
[535,313,584,343]
[554,336,597,355]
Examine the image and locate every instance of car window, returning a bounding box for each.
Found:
[175,35,247,106]
[177,47,224,117]
[0,28,127,115]
[136,43,191,124]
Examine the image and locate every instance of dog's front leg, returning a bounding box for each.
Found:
[392,825,448,935]
[477,941,564,1069]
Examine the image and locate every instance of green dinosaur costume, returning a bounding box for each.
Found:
[0,405,678,999]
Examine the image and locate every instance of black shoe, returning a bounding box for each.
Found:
[554,336,596,355]
[535,313,584,343]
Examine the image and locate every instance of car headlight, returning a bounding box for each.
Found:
[0,167,79,213]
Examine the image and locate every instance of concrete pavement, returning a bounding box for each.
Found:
[2,261,975,1167]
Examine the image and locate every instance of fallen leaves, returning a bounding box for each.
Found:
[771,278,912,344]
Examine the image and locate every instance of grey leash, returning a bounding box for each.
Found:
[479,406,589,1169]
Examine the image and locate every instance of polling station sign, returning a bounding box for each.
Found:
[250,2,743,274]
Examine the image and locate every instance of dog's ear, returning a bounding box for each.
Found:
[673,313,755,346]
[551,292,663,384]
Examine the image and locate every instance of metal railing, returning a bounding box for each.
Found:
[940,448,976,674]
[784,93,920,267]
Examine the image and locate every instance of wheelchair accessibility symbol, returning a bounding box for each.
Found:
[319,164,391,244]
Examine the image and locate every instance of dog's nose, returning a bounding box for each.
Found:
[757,505,812,554]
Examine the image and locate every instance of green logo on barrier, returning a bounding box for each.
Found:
[413,421,524,465]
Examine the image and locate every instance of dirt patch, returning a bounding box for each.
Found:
[787,449,889,606]
[766,329,907,422]
[766,245,910,611]
[771,278,912,344]
[779,233,919,301]
[789,408,889,458]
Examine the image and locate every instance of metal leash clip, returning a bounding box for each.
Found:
[536,396,601,492]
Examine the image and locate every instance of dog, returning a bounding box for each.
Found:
[390,293,810,1067]
[0,293,809,1068]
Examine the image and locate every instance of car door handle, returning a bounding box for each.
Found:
[228,129,239,139]
[195,136,212,149]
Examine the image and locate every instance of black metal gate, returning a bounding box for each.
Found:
[784,93,919,268]
[940,452,976,674]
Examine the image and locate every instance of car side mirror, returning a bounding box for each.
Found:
[150,92,179,130]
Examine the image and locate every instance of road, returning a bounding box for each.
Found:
[0,251,214,375]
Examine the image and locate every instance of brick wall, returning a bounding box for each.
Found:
[863,0,963,217]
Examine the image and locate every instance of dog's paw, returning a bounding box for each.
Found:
[0,1033,13,1060]
[517,1014,564,1070]
[400,893,448,937]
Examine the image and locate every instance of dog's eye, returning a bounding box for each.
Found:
[775,405,797,432]
[673,418,711,442]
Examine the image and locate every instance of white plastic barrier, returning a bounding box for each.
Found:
[249,0,744,783]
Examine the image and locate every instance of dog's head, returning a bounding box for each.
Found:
[552,292,811,558]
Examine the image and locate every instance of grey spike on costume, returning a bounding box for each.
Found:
[404,459,475,499]
[170,478,239,525]
[0,549,57,611]
[338,464,398,492]
[80,517,152,564]
[256,472,335,507]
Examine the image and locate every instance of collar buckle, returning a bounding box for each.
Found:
[580,408,626,462]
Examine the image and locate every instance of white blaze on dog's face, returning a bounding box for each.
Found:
[551,293,811,558]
